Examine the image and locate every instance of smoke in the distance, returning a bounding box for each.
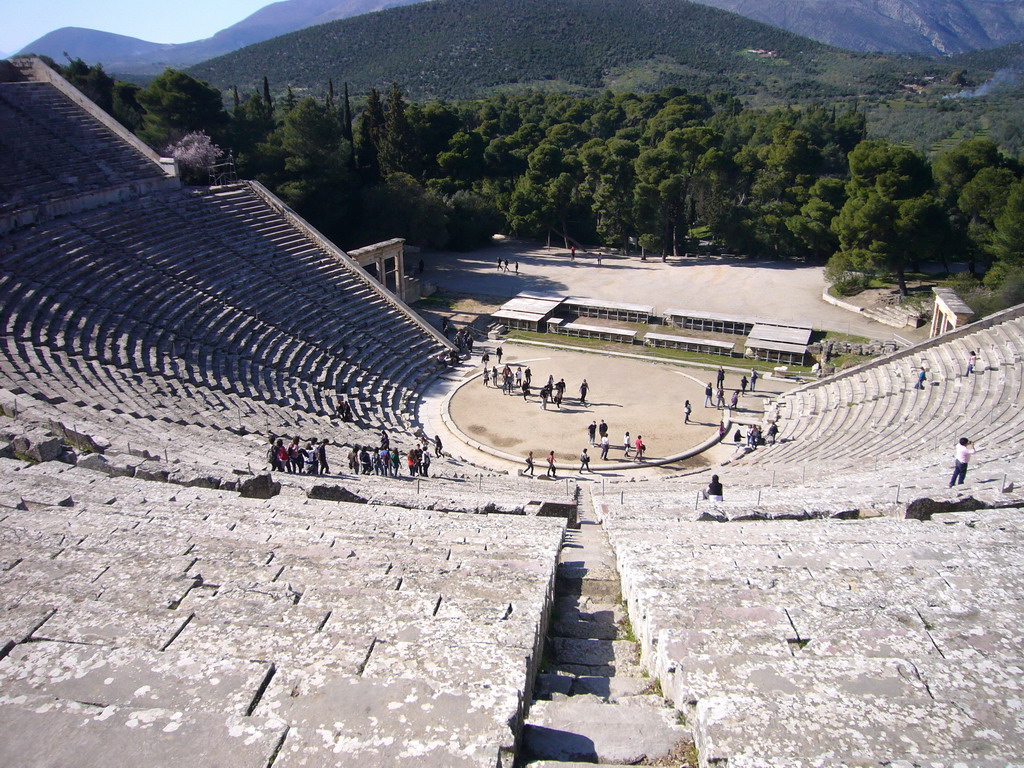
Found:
[947,66,1021,99]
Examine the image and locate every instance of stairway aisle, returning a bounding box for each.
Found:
[518,487,694,767]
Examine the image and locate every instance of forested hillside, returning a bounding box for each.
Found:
[187,0,915,102]
[50,54,1024,318]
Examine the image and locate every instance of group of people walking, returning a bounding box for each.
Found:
[269,437,330,475]
[269,428,444,480]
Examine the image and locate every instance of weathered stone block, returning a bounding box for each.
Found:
[239,473,280,499]
[307,484,367,503]
[11,429,64,462]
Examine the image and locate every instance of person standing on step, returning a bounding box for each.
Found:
[318,439,330,475]
[704,382,713,408]
[716,386,726,409]
[766,422,779,445]
[587,421,597,445]
[421,450,431,477]
[914,367,927,390]
[525,451,535,476]
[496,346,503,364]
[288,437,302,473]
[716,366,725,389]
[684,400,692,424]
[949,437,978,487]
[965,351,976,377]
[740,375,748,395]
[750,369,758,392]
[434,434,443,458]
[546,450,557,478]
[731,390,740,410]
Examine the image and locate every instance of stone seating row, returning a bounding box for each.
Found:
[0,82,164,213]
[1,199,443,433]
[596,501,1024,766]
[757,314,1024,471]
[0,458,565,767]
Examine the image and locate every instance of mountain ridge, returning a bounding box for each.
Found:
[16,0,423,73]
[691,0,1024,54]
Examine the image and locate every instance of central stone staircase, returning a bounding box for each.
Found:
[519,488,693,767]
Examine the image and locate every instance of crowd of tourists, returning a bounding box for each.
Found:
[267,428,444,479]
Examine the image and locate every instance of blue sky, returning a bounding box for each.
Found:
[0,0,271,55]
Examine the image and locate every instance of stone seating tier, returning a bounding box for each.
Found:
[1,183,448,440]
[0,82,167,215]
[0,458,565,767]
[751,314,1024,471]
[595,498,1024,767]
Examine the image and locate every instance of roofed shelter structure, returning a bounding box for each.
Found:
[930,287,974,338]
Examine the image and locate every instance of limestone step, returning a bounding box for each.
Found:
[521,694,690,765]
[550,597,622,640]
[535,672,651,702]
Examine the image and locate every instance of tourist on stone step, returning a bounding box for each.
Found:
[270,438,287,472]
[704,383,713,408]
[716,366,725,388]
[348,446,359,473]
[750,369,758,392]
[380,428,390,450]
[288,437,302,473]
[965,351,976,377]
[407,448,418,476]
[579,448,592,473]
[684,401,692,424]
[731,390,740,410]
[525,451,535,476]
[587,421,597,445]
[434,435,443,458]
[634,435,646,460]
[716,386,726,409]
[600,434,610,460]
[318,439,330,475]
[766,422,779,445]
[623,431,631,456]
[390,448,401,477]
[378,447,389,475]
[740,375,748,395]
[949,438,978,487]
[745,425,756,449]
[705,474,724,502]
[304,441,319,474]
[421,450,431,477]
[914,368,927,390]
[546,450,557,478]
[359,447,372,474]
